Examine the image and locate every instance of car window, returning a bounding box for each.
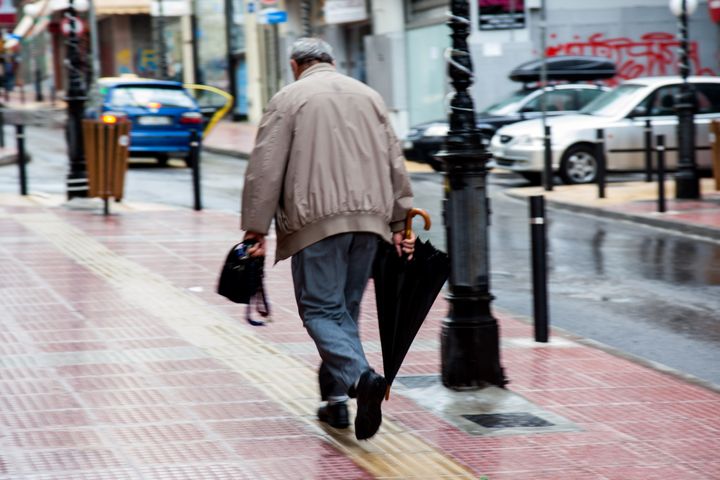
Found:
[646,86,680,116]
[480,89,532,116]
[109,86,196,109]
[580,84,645,116]
[695,84,720,114]
[577,88,604,108]
[523,90,577,112]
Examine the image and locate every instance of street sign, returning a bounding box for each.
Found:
[257,8,287,24]
[61,17,86,36]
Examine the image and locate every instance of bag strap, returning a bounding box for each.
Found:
[246,283,271,326]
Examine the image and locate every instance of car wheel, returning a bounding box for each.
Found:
[520,172,543,185]
[156,154,169,167]
[559,145,598,184]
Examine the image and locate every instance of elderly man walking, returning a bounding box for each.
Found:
[240,38,414,440]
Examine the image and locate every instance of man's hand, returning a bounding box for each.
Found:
[393,231,416,260]
[243,231,267,257]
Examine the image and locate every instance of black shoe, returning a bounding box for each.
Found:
[317,402,350,429]
[354,370,387,440]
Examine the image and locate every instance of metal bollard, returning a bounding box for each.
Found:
[644,119,653,182]
[656,134,666,214]
[529,195,549,343]
[16,125,27,196]
[190,129,202,211]
[34,69,43,102]
[596,129,606,199]
[0,110,5,148]
[543,125,553,191]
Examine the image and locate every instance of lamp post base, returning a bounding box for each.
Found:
[441,296,506,389]
[675,171,700,199]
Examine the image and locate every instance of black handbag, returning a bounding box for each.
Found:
[217,240,270,325]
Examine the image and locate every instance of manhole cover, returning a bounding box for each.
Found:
[462,412,554,429]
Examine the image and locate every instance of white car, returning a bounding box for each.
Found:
[489,76,720,184]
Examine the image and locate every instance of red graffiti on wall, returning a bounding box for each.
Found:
[546,32,717,84]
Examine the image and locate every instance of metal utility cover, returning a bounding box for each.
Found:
[395,375,579,436]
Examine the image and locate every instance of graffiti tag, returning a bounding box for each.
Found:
[546,32,717,83]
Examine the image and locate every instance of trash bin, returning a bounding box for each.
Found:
[82,119,131,201]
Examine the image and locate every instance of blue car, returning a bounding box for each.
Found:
[88,77,204,166]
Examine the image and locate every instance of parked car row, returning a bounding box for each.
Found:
[489,76,720,184]
[403,83,608,172]
[403,55,720,185]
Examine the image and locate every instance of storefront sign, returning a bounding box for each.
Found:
[150,0,189,17]
[0,0,16,25]
[479,0,526,31]
[710,0,720,23]
[324,0,367,25]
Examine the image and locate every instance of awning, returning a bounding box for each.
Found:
[95,0,151,16]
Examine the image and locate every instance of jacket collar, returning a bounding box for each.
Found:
[298,62,336,80]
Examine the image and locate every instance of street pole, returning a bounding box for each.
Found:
[540,0,553,191]
[436,0,506,390]
[88,0,101,115]
[65,0,88,199]
[301,0,312,37]
[190,0,201,84]
[156,0,169,79]
[673,0,700,199]
[224,0,237,117]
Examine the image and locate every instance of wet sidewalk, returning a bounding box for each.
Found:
[1,192,718,479]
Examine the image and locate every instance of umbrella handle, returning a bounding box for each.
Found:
[385,385,391,401]
[404,208,431,240]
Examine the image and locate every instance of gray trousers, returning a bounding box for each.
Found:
[291,232,379,399]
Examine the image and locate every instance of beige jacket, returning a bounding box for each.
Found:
[241,63,413,263]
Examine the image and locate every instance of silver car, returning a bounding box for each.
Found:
[489,76,720,184]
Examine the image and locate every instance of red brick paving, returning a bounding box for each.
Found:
[0,202,719,479]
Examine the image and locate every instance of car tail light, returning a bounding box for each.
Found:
[101,112,127,124]
[180,112,203,124]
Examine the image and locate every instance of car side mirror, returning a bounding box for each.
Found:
[629,105,648,117]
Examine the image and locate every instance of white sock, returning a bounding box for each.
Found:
[328,395,348,405]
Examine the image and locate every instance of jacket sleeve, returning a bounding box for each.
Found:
[385,117,414,233]
[241,97,293,234]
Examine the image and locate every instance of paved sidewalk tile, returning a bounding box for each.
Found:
[0,198,719,479]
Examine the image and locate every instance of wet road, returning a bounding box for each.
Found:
[3,125,719,386]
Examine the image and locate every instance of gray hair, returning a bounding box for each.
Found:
[290,37,334,66]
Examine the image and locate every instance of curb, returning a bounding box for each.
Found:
[505,190,720,243]
[203,145,250,160]
[0,151,19,167]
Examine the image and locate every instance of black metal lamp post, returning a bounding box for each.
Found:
[435,0,506,389]
[301,0,312,37]
[65,0,88,199]
[670,0,700,199]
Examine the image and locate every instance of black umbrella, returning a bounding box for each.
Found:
[373,208,450,399]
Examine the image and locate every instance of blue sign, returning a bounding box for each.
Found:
[259,9,287,24]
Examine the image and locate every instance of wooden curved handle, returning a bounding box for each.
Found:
[404,208,431,239]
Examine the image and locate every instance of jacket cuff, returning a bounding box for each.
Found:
[390,221,405,233]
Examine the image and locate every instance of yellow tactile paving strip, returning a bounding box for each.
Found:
[14,210,477,479]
